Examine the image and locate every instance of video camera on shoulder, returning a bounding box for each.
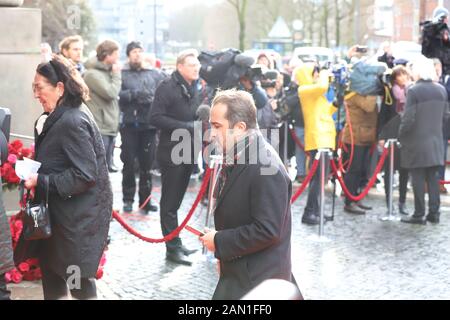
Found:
[260,69,279,89]
[0,107,11,165]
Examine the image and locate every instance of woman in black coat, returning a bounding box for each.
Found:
[24,56,113,299]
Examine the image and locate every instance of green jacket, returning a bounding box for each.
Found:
[83,57,121,136]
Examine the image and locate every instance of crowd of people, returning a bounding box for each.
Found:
[1,5,450,301]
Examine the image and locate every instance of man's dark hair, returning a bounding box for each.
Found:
[96,40,119,61]
[212,89,257,129]
[36,55,89,108]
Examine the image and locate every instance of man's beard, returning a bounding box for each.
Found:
[130,61,142,70]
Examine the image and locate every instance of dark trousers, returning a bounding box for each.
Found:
[410,166,440,217]
[343,145,371,206]
[304,150,330,216]
[160,164,194,251]
[120,127,156,206]
[102,134,116,169]
[0,273,10,300]
[438,138,448,180]
[383,145,409,204]
[40,264,96,300]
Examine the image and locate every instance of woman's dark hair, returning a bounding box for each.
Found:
[36,55,89,108]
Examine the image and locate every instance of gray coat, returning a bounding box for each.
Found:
[33,104,113,278]
[83,57,121,137]
[0,188,14,275]
[399,80,448,169]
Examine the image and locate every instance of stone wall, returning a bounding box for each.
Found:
[0,7,42,211]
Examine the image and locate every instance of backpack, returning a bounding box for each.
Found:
[199,49,241,88]
[349,61,386,96]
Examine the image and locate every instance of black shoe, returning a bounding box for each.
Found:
[302,213,320,225]
[108,165,119,173]
[356,201,372,210]
[344,203,366,215]
[141,202,158,214]
[166,250,192,266]
[426,213,440,224]
[398,202,409,215]
[106,236,111,245]
[401,215,426,225]
[123,202,133,213]
[180,245,198,256]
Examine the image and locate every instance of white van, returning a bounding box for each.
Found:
[290,46,335,66]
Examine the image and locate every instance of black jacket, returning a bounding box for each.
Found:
[33,104,113,278]
[399,80,448,169]
[149,71,201,166]
[119,64,166,130]
[212,134,297,300]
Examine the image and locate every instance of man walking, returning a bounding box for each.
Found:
[201,89,299,300]
[149,49,201,265]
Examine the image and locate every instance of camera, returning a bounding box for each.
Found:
[356,46,368,53]
[260,69,279,89]
[421,17,450,74]
[380,71,392,87]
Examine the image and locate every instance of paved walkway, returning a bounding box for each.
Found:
[9,166,450,300]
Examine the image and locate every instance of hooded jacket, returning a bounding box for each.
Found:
[295,64,336,151]
[83,56,121,136]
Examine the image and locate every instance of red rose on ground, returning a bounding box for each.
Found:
[10,269,23,284]
[95,268,104,280]
[26,258,39,267]
[32,268,42,279]
[18,262,30,273]
[4,272,12,283]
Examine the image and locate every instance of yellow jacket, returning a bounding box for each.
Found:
[295,64,336,151]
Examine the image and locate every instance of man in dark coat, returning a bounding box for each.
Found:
[399,58,448,224]
[201,89,299,300]
[149,49,201,265]
[119,41,166,213]
[0,188,14,300]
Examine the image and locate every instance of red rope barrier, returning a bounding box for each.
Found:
[330,147,389,202]
[289,128,310,157]
[440,180,450,185]
[291,158,320,204]
[112,168,212,243]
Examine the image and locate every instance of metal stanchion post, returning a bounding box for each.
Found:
[381,139,400,222]
[203,155,222,255]
[318,149,330,236]
[284,121,288,167]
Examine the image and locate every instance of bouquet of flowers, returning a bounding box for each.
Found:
[0,140,34,191]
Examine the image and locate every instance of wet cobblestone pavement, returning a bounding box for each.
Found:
[10,167,450,300]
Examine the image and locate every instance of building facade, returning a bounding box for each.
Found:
[89,0,168,58]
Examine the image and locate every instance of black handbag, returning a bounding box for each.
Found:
[22,176,52,240]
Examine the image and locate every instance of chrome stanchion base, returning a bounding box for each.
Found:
[379,214,401,222]
[306,233,332,243]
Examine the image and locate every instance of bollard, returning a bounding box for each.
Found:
[203,155,222,255]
